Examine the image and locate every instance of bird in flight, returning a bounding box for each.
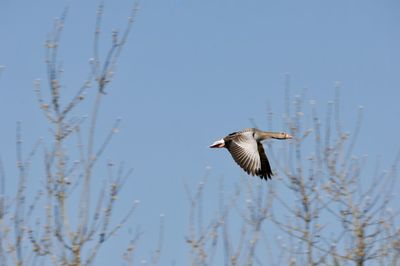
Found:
[210,128,292,180]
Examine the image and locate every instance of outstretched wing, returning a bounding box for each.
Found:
[256,142,273,180]
[225,131,272,180]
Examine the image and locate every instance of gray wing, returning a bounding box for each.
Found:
[256,142,273,180]
[225,131,264,178]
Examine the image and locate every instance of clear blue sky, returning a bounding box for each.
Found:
[1,0,400,264]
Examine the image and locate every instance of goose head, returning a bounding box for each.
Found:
[255,131,293,140]
[273,132,293,140]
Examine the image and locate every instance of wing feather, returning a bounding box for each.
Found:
[256,142,273,179]
[225,132,264,178]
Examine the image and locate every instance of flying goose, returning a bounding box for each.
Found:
[210,128,292,180]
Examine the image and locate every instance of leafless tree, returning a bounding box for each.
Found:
[0,65,5,77]
[274,80,400,266]
[0,2,159,265]
[187,76,399,266]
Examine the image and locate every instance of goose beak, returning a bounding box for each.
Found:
[285,133,293,139]
[210,139,225,148]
